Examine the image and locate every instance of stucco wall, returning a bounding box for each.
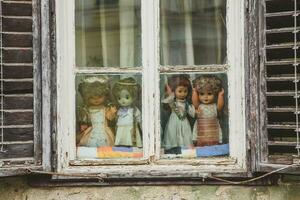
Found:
[1,177,300,200]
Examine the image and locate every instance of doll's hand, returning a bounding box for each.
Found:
[106,106,118,120]
[80,124,88,132]
[110,106,117,114]
[165,84,174,97]
[218,88,225,97]
[195,107,202,116]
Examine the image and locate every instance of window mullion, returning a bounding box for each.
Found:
[141,0,159,160]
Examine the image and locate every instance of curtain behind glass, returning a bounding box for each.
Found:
[160,0,226,66]
[75,0,141,67]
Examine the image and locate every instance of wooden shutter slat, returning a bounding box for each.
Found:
[3,111,33,125]
[266,91,298,96]
[267,107,296,112]
[3,96,33,109]
[2,33,32,47]
[3,127,33,141]
[2,2,32,16]
[0,143,33,159]
[3,65,33,79]
[3,48,32,63]
[2,17,32,32]
[266,43,300,49]
[266,27,300,34]
[265,10,300,17]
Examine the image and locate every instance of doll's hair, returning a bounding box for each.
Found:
[193,75,222,96]
[112,77,140,103]
[78,76,110,105]
[168,74,192,102]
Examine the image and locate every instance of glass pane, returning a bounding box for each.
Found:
[160,0,226,66]
[160,73,229,159]
[75,0,141,67]
[75,74,143,159]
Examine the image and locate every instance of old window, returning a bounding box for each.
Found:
[54,0,247,178]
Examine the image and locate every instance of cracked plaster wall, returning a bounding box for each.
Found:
[0,177,300,200]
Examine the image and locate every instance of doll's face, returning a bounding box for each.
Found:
[175,86,188,100]
[88,95,106,106]
[117,89,134,107]
[198,90,214,104]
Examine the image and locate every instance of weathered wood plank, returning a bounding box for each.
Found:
[3,49,33,63]
[4,111,33,125]
[2,17,32,32]
[3,95,33,109]
[3,33,33,47]
[267,155,294,165]
[3,127,34,141]
[0,143,33,159]
[2,2,32,16]
[3,64,33,79]
[258,0,269,165]
[3,81,33,94]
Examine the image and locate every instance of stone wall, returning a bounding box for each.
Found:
[1,177,300,200]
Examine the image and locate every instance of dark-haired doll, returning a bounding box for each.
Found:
[76,76,116,147]
[162,75,195,150]
[113,78,142,147]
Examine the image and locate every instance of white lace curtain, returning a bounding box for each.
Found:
[75,0,225,67]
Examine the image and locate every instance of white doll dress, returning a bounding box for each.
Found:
[115,107,142,147]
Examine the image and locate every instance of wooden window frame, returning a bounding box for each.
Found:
[53,0,249,179]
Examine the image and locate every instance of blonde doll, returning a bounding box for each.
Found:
[76,76,117,147]
[113,78,142,147]
[162,75,195,150]
[192,75,224,146]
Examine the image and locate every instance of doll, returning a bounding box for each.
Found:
[162,75,195,150]
[192,75,224,146]
[113,77,142,147]
[76,76,117,147]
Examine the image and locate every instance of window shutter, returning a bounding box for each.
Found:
[0,0,43,176]
[259,0,300,171]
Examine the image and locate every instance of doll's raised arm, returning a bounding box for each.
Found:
[217,88,225,112]
[162,84,175,104]
[105,105,117,121]
[192,88,200,108]
[78,106,91,131]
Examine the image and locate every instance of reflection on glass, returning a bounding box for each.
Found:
[160,0,226,65]
[75,0,141,67]
[160,73,229,158]
[75,74,143,159]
